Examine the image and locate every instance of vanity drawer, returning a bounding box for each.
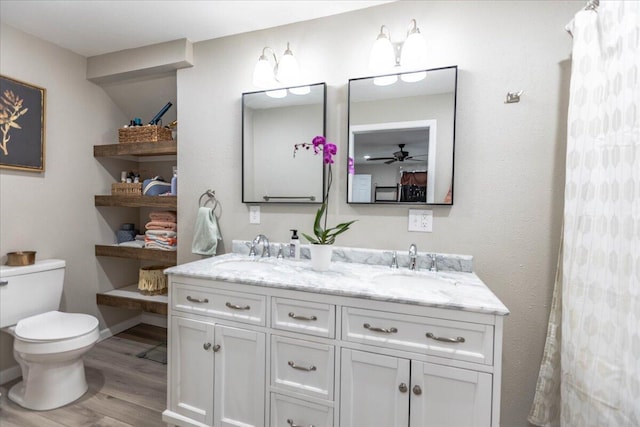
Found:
[270,393,333,427]
[342,307,493,365]
[271,335,335,400]
[272,297,335,338]
[172,282,266,326]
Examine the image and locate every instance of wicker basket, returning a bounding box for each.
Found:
[138,265,170,296]
[112,182,142,196]
[118,125,173,144]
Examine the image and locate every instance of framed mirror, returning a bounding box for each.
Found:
[347,66,457,205]
[242,83,326,203]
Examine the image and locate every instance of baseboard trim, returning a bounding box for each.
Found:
[0,365,21,386]
[98,314,143,342]
[140,312,168,328]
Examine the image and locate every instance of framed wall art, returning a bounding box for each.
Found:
[0,75,46,172]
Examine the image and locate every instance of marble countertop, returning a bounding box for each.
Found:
[165,252,509,316]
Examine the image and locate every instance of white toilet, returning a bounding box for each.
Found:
[0,259,100,411]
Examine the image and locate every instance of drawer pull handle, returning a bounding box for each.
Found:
[288,361,317,372]
[187,296,209,303]
[288,312,317,321]
[287,419,314,427]
[363,323,398,334]
[426,332,465,343]
[225,302,251,310]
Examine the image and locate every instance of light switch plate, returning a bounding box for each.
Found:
[249,206,260,224]
[408,209,433,232]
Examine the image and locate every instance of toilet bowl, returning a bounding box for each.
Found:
[0,260,100,411]
[5,311,100,410]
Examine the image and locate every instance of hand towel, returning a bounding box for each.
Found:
[191,207,222,256]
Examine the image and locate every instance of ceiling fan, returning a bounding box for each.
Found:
[366,144,427,164]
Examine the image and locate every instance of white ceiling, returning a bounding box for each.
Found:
[0,0,391,57]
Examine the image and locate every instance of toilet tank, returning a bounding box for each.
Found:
[0,259,66,328]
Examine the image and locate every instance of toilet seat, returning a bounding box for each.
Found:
[15,311,99,342]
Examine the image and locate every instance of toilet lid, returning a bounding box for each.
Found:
[15,311,99,341]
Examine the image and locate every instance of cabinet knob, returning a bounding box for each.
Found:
[203,342,212,350]
[213,344,221,352]
[399,383,408,393]
[413,385,422,395]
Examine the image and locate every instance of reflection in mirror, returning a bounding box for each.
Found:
[242,83,326,203]
[347,66,457,205]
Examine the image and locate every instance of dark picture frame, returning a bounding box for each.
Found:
[0,75,46,172]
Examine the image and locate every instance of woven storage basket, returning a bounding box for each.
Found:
[138,265,169,295]
[118,125,173,144]
[111,182,142,196]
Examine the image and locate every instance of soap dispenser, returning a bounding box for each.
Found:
[289,229,300,259]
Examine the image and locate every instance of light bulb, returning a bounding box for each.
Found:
[252,55,275,88]
[400,30,427,70]
[276,43,300,84]
[400,71,426,83]
[369,28,395,73]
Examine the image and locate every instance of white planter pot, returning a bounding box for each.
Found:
[309,244,333,272]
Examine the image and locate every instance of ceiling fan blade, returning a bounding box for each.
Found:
[384,159,397,165]
[404,154,427,161]
[366,157,395,161]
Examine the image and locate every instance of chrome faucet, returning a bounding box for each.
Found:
[408,244,418,270]
[429,253,438,272]
[248,234,271,257]
[390,251,399,269]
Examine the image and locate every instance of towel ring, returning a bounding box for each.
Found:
[199,189,221,218]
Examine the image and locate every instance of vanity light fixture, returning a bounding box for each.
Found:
[252,43,301,89]
[369,19,428,85]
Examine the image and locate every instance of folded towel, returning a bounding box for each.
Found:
[145,229,177,238]
[145,221,177,231]
[145,241,177,251]
[192,207,222,256]
[149,210,177,222]
[119,240,145,248]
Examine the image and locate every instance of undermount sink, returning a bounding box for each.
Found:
[371,271,454,290]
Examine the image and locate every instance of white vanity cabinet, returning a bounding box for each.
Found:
[163,258,507,427]
[164,281,266,427]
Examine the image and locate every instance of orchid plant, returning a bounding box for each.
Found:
[294,136,356,245]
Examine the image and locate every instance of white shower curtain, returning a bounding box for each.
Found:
[529,1,639,426]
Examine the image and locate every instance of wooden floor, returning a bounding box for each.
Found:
[0,324,167,427]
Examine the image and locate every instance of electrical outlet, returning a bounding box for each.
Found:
[408,209,433,232]
[249,206,260,224]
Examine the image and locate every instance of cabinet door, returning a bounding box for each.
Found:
[213,324,266,427]
[409,361,492,427]
[169,316,215,425]
[340,349,409,427]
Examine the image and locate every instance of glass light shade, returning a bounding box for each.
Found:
[400,31,427,70]
[265,89,287,98]
[276,52,300,84]
[400,70,427,83]
[373,75,398,86]
[253,56,275,88]
[289,85,311,95]
[369,35,395,73]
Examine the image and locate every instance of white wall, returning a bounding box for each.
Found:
[177,1,577,425]
[0,24,136,372]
